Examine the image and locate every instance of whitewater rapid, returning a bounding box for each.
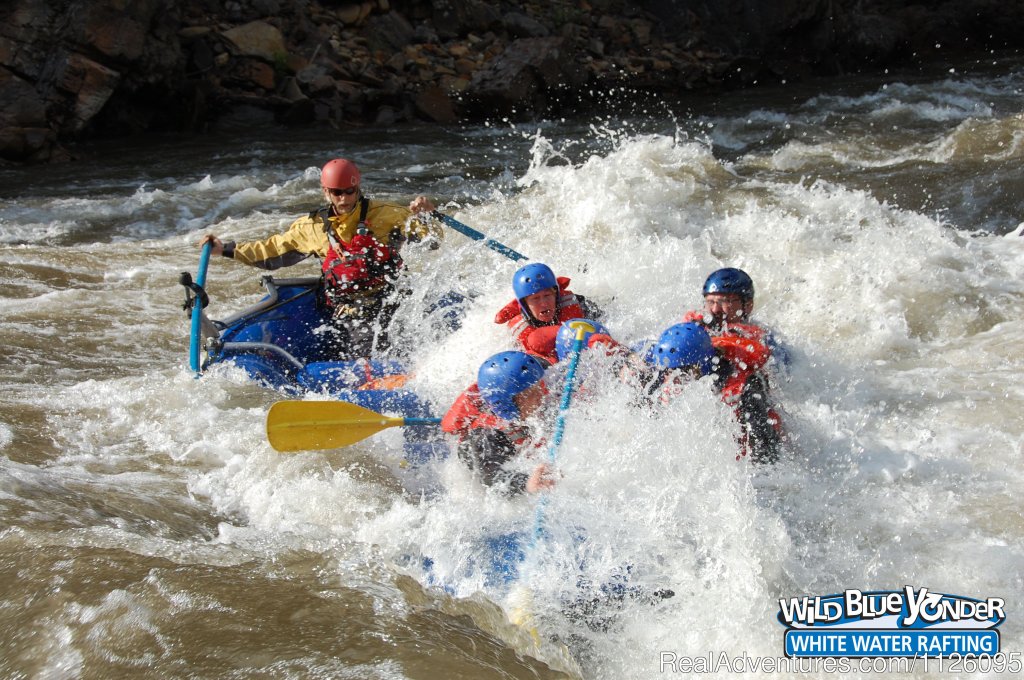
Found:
[0,59,1022,678]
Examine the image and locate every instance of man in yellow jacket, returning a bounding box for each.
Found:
[200,158,442,359]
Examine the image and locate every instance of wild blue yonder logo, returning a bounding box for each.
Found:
[778,586,1005,658]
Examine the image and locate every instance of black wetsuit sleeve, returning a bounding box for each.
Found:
[457,429,529,496]
[737,373,782,464]
[245,251,313,270]
[576,294,604,321]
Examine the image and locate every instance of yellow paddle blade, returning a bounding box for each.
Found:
[508,585,541,646]
[266,400,404,452]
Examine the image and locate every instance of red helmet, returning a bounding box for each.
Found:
[320,158,361,189]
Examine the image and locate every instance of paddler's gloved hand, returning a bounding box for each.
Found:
[587,333,619,349]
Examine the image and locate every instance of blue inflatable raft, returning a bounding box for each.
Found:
[180,248,447,464]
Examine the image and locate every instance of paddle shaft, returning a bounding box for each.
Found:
[189,241,213,375]
[533,325,588,543]
[432,211,529,262]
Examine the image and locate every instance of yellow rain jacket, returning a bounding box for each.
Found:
[224,199,441,271]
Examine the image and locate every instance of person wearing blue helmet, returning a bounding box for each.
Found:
[682,267,792,369]
[493,262,602,363]
[683,268,756,332]
[441,351,555,495]
[647,322,717,377]
[640,322,783,464]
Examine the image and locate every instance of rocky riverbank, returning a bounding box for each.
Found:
[2,0,1022,163]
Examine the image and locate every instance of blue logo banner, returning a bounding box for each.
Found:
[785,629,1000,658]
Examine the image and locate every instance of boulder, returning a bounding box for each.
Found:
[432,0,503,39]
[227,57,277,91]
[503,12,550,39]
[465,37,577,116]
[413,84,457,123]
[364,11,416,53]
[0,4,62,80]
[222,20,287,62]
[83,9,148,61]
[0,66,46,128]
[52,53,122,134]
[0,125,58,162]
[837,13,906,64]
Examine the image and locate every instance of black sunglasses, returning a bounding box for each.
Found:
[328,187,358,196]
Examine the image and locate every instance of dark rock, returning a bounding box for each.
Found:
[464,37,577,117]
[279,75,305,101]
[0,125,59,162]
[215,100,276,128]
[221,20,287,61]
[413,84,457,123]
[187,35,216,74]
[0,66,46,127]
[250,0,283,18]
[279,96,315,125]
[413,24,441,44]
[0,63,58,162]
[503,12,550,39]
[374,104,399,125]
[432,0,503,40]
[225,57,276,91]
[837,13,905,65]
[0,4,64,81]
[1,0,1024,162]
[83,9,148,62]
[364,11,416,53]
[47,52,123,134]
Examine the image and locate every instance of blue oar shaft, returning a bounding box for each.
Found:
[548,334,586,461]
[432,211,529,262]
[189,241,213,375]
[533,327,588,542]
[401,417,443,426]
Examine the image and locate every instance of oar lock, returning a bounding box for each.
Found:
[179,271,210,312]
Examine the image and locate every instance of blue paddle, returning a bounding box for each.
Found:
[431,211,529,262]
[533,320,594,542]
[187,241,212,375]
[510,320,594,634]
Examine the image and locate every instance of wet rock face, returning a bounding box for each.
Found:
[1,0,1021,163]
[0,0,184,162]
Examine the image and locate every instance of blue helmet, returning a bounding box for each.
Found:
[648,323,716,375]
[555,318,609,362]
[512,263,557,302]
[702,268,754,301]
[477,351,547,421]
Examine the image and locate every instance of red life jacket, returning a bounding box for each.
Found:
[711,334,772,402]
[493,277,585,362]
[712,335,784,460]
[441,383,513,440]
[681,310,770,342]
[319,200,402,301]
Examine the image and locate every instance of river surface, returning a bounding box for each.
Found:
[1,52,1022,679]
